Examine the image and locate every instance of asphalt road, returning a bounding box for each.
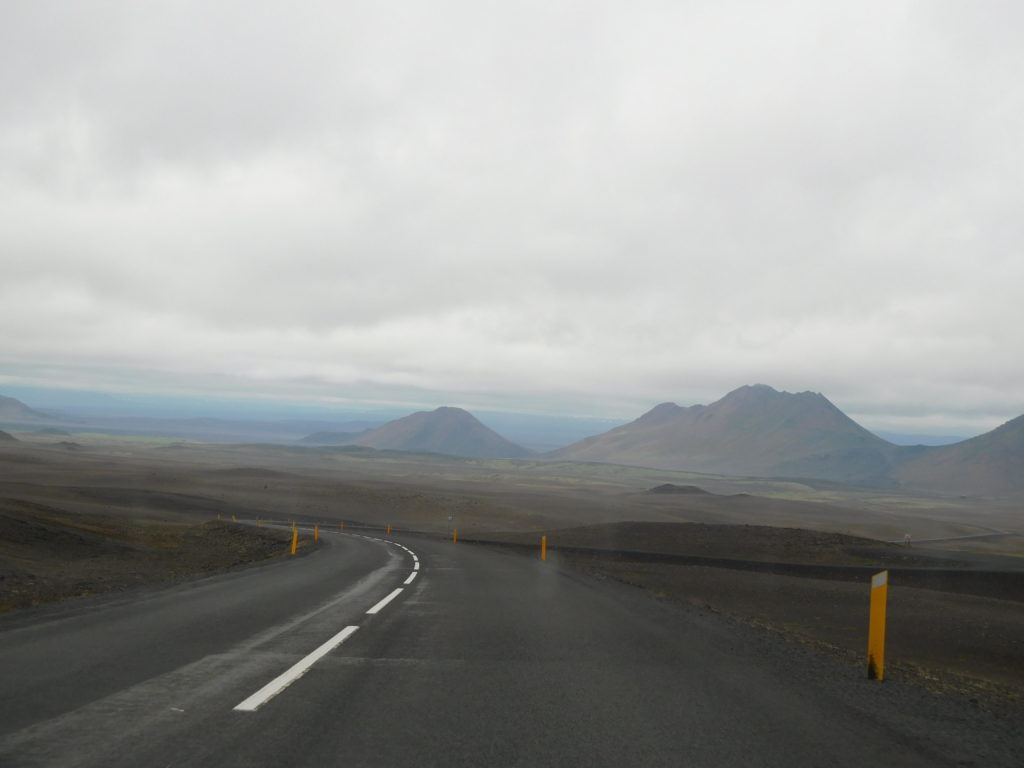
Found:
[0,529,1020,767]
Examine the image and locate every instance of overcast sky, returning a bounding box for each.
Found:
[2,1,1022,435]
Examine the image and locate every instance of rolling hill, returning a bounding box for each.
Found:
[348,406,532,459]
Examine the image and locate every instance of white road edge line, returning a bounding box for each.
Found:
[233,625,360,712]
[403,571,417,585]
[366,587,404,614]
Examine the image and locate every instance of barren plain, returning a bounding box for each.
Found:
[2,432,1022,711]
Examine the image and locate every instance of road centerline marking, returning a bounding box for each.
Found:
[233,625,360,712]
[232,532,419,712]
[366,588,404,614]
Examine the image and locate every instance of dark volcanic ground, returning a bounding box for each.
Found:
[0,502,303,611]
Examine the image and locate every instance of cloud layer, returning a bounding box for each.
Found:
[2,2,1023,433]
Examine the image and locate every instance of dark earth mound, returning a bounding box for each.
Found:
[0,431,16,442]
[645,483,710,495]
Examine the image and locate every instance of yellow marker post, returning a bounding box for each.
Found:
[541,535,547,561]
[386,524,392,535]
[314,525,319,542]
[216,513,221,520]
[290,529,298,556]
[867,570,888,680]
[257,519,262,527]
[232,515,237,522]
[339,522,345,530]
[453,528,458,543]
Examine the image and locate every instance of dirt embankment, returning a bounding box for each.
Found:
[0,501,306,611]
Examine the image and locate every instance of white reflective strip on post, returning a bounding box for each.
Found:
[871,571,888,589]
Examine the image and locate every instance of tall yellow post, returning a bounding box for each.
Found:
[386,524,392,535]
[290,529,298,556]
[453,528,458,543]
[314,525,319,542]
[867,570,888,680]
[232,515,237,522]
[339,522,345,530]
[541,535,547,561]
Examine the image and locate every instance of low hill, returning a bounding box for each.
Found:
[645,484,709,495]
[0,395,49,424]
[0,430,17,442]
[894,414,1024,495]
[548,385,898,485]
[297,431,367,445]
[350,407,532,459]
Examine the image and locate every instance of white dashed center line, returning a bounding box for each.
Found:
[233,531,420,712]
[234,625,360,712]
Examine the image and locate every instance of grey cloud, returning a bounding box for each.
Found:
[1,1,1023,435]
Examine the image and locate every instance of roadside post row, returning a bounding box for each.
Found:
[233,533,419,713]
[248,518,547,565]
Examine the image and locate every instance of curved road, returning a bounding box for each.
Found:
[0,529,1019,767]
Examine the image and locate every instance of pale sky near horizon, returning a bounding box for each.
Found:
[2,2,1023,435]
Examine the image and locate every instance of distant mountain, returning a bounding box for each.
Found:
[893,414,1024,495]
[548,385,1024,495]
[297,430,367,445]
[0,429,17,442]
[0,395,50,424]
[349,406,532,459]
[548,385,898,485]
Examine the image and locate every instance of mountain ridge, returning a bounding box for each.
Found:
[548,384,898,485]
[548,384,1023,494]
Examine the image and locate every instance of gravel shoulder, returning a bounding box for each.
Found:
[479,522,1024,713]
